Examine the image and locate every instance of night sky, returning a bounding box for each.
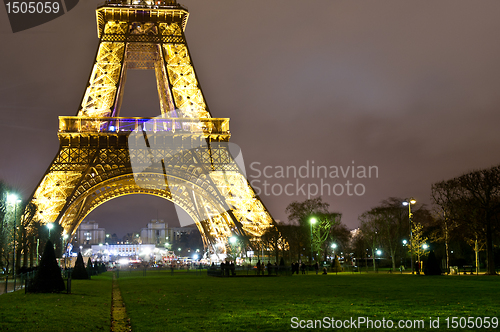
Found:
[2,1,500,237]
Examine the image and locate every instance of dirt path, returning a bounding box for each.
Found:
[111,273,131,332]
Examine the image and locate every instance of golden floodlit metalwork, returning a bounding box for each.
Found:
[24,0,275,254]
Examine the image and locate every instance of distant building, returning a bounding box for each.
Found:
[91,243,155,258]
[122,232,141,244]
[141,220,168,245]
[75,220,106,245]
[140,219,198,246]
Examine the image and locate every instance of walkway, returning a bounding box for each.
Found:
[111,272,131,332]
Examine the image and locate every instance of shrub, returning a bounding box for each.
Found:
[71,252,89,279]
[87,257,94,277]
[424,250,442,276]
[28,240,65,293]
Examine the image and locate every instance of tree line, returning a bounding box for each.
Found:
[256,164,500,274]
[0,180,57,274]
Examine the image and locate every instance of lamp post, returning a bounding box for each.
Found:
[331,243,337,255]
[7,194,21,289]
[402,198,417,274]
[310,217,317,263]
[47,222,54,239]
[62,233,69,269]
[229,236,238,260]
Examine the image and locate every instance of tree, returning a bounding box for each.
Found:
[358,198,409,270]
[0,182,11,272]
[0,183,24,273]
[326,223,351,262]
[424,250,442,276]
[311,212,341,262]
[87,257,93,277]
[261,223,288,263]
[359,215,380,271]
[285,197,341,263]
[408,222,429,266]
[28,240,65,293]
[276,224,306,263]
[71,252,89,279]
[427,211,457,274]
[432,165,500,275]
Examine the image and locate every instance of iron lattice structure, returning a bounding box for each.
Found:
[24,0,275,252]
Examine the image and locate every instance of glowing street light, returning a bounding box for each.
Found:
[229,236,237,244]
[310,217,317,263]
[376,249,382,256]
[62,233,71,269]
[46,223,54,238]
[402,197,417,274]
[422,244,429,250]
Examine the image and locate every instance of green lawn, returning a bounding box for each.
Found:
[0,274,112,332]
[1,272,498,331]
[117,272,500,331]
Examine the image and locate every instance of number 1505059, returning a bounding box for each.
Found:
[5,2,60,14]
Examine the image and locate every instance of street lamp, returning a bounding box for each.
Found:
[47,222,54,239]
[310,217,317,263]
[402,198,417,274]
[62,233,69,268]
[331,243,337,259]
[7,194,21,285]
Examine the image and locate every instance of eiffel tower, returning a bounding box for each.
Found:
[23,0,275,253]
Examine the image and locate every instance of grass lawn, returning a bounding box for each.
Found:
[0,273,112,332]
[1,271,498,331]
[117,272,500,331]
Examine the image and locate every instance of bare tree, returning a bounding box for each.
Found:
[358,198,408,270]
[359,213,381,271]
[432,165,500,275]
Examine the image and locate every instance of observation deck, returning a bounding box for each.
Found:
[97,0,189,38]
[59,117,230,136]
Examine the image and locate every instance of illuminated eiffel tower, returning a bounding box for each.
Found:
[24,0,275,253]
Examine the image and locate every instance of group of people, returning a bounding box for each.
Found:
[291,262,323,275]
[212,259,330,276]
[214,261,236,276]
[255,260,279,275]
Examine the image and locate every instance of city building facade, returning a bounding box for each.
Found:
[75,220,106,245]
